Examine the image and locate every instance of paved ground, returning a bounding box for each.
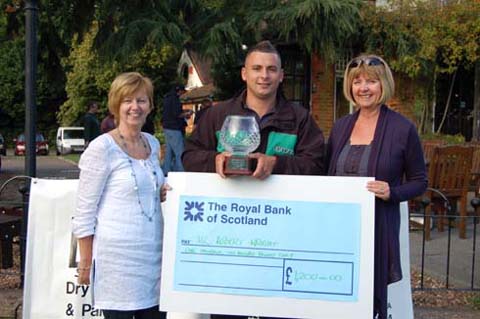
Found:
[409,222,480,290]
[1,153,479,318]
[0,151,80,179]
[408,214,480,317]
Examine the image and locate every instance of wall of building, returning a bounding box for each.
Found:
[310,55,335,138]
[388,74,417,125]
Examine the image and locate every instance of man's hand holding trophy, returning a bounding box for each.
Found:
[218,115,261,176]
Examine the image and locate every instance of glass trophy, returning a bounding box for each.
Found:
[219,115,260,175]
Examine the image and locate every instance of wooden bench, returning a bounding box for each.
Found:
[424,145,473,239]
[0,208,22,269]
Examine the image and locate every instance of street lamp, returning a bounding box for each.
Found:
[21,0,38,286]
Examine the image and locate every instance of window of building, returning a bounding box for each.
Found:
[278,46,311,109]
[181,63,189,82]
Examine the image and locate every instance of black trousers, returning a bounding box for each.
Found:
[211,315,287,319]
[102,305,166,319]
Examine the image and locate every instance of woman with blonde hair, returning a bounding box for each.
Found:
[326,55,427,318]
[73,72,168,319]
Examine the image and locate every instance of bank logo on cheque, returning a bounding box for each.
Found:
[184,201,204,221]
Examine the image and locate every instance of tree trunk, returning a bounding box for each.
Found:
[431,70,437,133]
[436,70,458,134]
[473,61,480,141]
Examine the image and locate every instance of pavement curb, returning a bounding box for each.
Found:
[57,156,79,166]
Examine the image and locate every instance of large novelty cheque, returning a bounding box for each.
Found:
[160,173,375,319]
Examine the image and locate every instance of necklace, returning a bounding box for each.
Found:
[116,130,159,222]
[128,156,159,222]
[118,130,149,156]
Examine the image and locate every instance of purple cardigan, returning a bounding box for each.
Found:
[326,105,427,318]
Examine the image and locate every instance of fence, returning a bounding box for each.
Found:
[409,189,479,292]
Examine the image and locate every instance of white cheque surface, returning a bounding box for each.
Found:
[160,173,375,319]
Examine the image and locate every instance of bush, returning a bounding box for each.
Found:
[420,133,465,145]
[154,130,166,145]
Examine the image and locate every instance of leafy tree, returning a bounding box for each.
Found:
[0,37,24,126]
[1,0,365,136]
[89,0,362,98]
[362,0,480,134]
[58,22,179,126]
[245,0,360,58]
[0,0,99,141]
[93,0,185,60]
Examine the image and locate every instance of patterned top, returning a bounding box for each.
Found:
[335,141,372,177]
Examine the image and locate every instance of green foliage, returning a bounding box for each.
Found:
[57,24,103,126]
[0,0,377,134]
[420,133,465,145]
[210,48,245,99]
[246,0,361,59]
[0,0,97,140]
[471,292,480,310]
[0,37,24,123]
[362,0,480,77]
[154,130,166,145]
[94,1,185,61]
[87,0,363,98]
[58,22,179,126]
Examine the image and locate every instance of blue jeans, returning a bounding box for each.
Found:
[162,129,185,175]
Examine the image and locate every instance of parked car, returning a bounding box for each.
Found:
[0,133,6,156]
[56,127,85,155]
[14,133,49,156]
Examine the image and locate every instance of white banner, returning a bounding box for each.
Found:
[23,179,101,319]
[387,202,414,319]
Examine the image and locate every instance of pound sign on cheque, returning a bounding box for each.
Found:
[285,267,293,286]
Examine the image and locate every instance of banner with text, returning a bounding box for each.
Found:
[23,179,101,319]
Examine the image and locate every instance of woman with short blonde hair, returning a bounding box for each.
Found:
[327,55,427,319]
[74,72,168,319]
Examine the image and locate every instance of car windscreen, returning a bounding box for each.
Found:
[64,130,84,139]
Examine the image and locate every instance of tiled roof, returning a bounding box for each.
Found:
[180,83,216,103]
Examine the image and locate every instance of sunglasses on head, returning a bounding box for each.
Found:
[348,57,384,69]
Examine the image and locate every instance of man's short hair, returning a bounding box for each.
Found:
[87,101,98,111]
[175,84,186,92]
[245,40,281,66]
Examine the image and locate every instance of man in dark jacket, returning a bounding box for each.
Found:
[183,41,325,179]
[83,101,101,147]
[162,85,191,175]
